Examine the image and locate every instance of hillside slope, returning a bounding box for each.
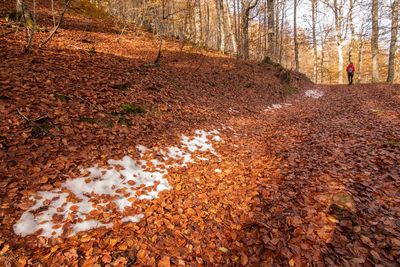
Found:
[2,1,399,267]
[0,1,311,192]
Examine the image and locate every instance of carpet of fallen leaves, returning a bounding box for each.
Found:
[1,1,400,266]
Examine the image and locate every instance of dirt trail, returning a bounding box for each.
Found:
[1,1,400,264]
[2,83,399,266]
[222,84,400,266]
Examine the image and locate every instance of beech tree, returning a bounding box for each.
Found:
[371,0,379,82]
[311,0,318,82]
[11,0,398,84]
[267,0,275,57]
[294,0,299,71]
[387,0,399,83]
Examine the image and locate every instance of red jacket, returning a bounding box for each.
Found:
[346,63,355,73]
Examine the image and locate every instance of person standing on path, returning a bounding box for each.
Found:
[346,62,355,85]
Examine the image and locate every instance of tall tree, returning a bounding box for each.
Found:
[240,0,259,59]
[371,0,380,82]
[387,0,399,83]
[324,0,347,84]
[311,0,318,82]
[279,0,286,64]
[216,0,226,53]
[226,0,238,53]
[348,0,355,62]
[294,0,299,71]
[194,0,202,45]
[267,0,275,57]
[357,22,366,83]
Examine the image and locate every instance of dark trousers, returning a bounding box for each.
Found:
[348,73,354,85]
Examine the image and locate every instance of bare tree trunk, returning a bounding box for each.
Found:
[205,2,210,47]
[371,0,380,82]
[275,1,280,58]
[216,0,222,49]
[220,0,226,53]
[331,0,344,84]
[337,42,344,83]
[239,0,258,59]
[279,0,285,64]
[194,0,202,45]
[216,0,226,53]
[236,0,241,58]
[312,0,318,82]
[357,37,364,83]
[320,44,325,83]
[19,0,35,53]
[241,2,250,59]
[294,0,299,71]
[320,23,327,84]
[51,0,56,27]
[387,0,399,83]
[257,11,261,56]
[348,0,355,62]
[267,0,275,58]
[226,0,238,53]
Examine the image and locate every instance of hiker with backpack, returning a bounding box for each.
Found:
[346,62,355,85]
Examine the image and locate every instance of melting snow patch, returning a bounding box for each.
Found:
[264,103,292,112]
[14,130,222,238]
[305,89,324,99]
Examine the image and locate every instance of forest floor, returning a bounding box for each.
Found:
[1,1,400,266]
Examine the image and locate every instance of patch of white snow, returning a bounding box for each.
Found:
[264,103,292,112]
[13,130,222,238]
[305,89,324,99]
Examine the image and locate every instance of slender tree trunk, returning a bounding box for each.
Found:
[263,0,267,55]
[220,0,226,53]
[279,0,285,64]
[236,0,241,58]
[241,3,249,59]
[194,0,202,45]
[267,0,275,58]
[51,0,56,27]
[258,12,262,56]
[357,38,364,83]
[294,0,299,71]
[332,0,344,84]
[312,0,318,82]
[387,0,399,83]
[226,0,238,53]
[337,42,344,84]
[18,0,35,53]
[275,1,280,58]
[205,2,210,47]
[348,0,355,62]
[320,48,325,83]
[371,0,380,82]
[320,35,325,84]
[216,0,222,49]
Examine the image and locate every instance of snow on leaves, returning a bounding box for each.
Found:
[305,89,324,99]
[14,130,222,238]
[264,103,292,112]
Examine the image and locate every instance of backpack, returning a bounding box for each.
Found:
[348,66,354,74]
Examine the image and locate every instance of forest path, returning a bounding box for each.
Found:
[220,83,400,266]
[2,84,400,266]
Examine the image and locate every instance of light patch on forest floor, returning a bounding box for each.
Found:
[13,130,222,238]
[264,103,292,112]
[305,89,324,99]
